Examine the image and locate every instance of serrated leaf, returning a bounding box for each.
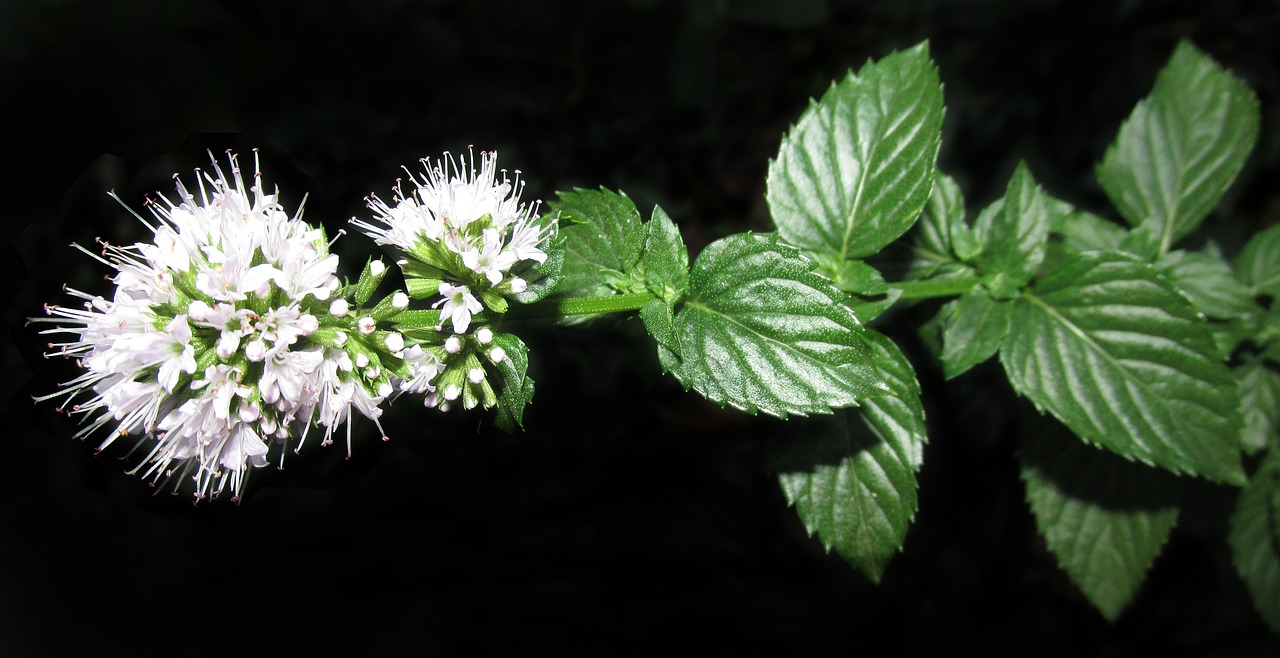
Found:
[767,41,943,261]
[639,298,681,373]
[1157,246,1258,320]
[1238,358,1280,454]
[1019,428,1182,622]
[491,333,533,432]
[638,205,690,302]
[1228,453,1280,635]
[1052,207,1128,254]
[973,163,1054,293]
[1097,41,1260,255]
[777,329,926,582]
[669,233,888,417]
[907,173,969,280]
[510,230,565,305]
[1236,223,1280,299]
[940,286,1013,379]
[634,206,690,356]
[550,187,645,297]
[1000,251,1245,484]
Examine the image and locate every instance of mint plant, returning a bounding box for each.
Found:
[30,39,1280,635]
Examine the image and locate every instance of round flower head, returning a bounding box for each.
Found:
[352,148,555,333]
[34,150,391,502]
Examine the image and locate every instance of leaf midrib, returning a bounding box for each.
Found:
[1021,290,1194,469]
[684,298,858,378]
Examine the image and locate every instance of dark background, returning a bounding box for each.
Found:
[3,0,1279,655]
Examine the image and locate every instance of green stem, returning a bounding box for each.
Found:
[503,292,658,320]
[888,276,981,301]
[391,291,658,331]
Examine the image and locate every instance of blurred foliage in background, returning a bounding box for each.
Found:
[3,0,1279,655]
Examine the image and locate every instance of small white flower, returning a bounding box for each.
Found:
[245,339,268,362]
[188,299,214,322]
[33,150,388,501]
[475,327,493,345]
[358,316,377,335]
[238,399,261,423]
[444,335,462,354]
[217,332,242,359]
[468,367,485,384]
[156,315,198,393]
[433,283,482,333]
[504,219,550,264]
[352,148,555,316]
[398,345,443,395]
[369,259,386,277]
[219,424,270,474]
[461,228,519,285]
[329,298,350,317]
[391,292,410,309]
[259,348,325,407]
[489,346,506,364]
[384,332,404,353]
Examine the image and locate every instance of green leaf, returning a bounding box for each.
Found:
[669,232,888,417]
[1236,223,1280,299]
[777,329,926,582]
[637,205,690,303]
[550,187,645,297]
[807,254,887,295]
[767,41,944,261]
[639,299,681,373]
[491,333,533,432]
[802,253,900,324]
[907,172,970,280]
[940,286,1014,379]
[1019,428,1182,622]
[1051,207,1127,254]
[1228,452,1280,635]
[634,205,690,355]
[1096,40,1260,255]
[1238,358,1280,454]
[1118,219,1166,261]
[1000,251,1245,484]
[973,162,1054,294]
[1157,246,1258,320]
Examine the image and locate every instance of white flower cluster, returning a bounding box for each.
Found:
[35,151,396,501]
[352,148,552,334]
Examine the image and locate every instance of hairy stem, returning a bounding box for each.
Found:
[391,291,659,332]
[505,292,658,319]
